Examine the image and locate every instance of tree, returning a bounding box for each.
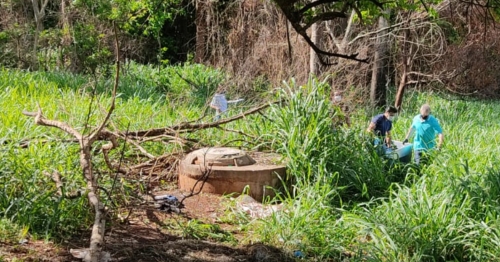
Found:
[272,0,445,106]
[273,0,377,64]
[23,27,121,261]
[309,20,322,76]
[194,0,209,63]
[31,0,50,70]
[369,11,389,108]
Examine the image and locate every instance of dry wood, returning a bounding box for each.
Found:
[22,22,124,262]
[43,170,81,199]
[107,101,275,138]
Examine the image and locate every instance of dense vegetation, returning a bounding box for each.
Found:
[3,0,500,101]
[2,63,500,261]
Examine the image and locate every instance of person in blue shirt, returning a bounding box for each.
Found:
[403,104,444,165]
[367,106,398,147]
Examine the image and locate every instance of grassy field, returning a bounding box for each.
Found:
[2,64,500,261]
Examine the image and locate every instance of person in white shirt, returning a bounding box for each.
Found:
[209,89,243,121]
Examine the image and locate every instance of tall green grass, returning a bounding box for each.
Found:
[250,80,500,261]
[0,64,229,240]
[0,141,90,238]
[349,165,500,261]
[4,65,500,262]
[265,78,404,199]
[246,78,415,259]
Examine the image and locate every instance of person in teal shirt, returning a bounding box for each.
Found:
[403,104,444,165]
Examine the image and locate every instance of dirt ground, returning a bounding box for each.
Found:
[0,188,296,262]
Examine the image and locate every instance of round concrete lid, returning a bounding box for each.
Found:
[184,147,256,167]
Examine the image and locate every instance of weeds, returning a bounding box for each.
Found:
[3,67,500,261]
[0,218,29,244]
[178,219,236,243]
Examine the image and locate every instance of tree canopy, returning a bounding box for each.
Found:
[273,0,443,63]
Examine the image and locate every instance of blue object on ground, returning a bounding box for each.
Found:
[154,195,183,213]
[293,250,305,258]
[386,140,413,163]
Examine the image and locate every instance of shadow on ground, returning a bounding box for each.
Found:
[103,225,295,262]
[1,225,296,262]
[1,191,297,262]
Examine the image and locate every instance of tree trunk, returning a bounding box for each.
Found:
[395,66,407,110]
[309,21,322,76]
[194,0,208,63]
[22,112,111,262]
[370,13,390,108]
[326,9,354,54]
[395,28,410,110]
[31,0,49,70]
[79,141,105,262]
[59,0,71,70]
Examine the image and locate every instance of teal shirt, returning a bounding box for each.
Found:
[411,114,443,151]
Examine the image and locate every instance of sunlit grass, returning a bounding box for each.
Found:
[250,81,500,260]
[0,218,29,244]
[0,65,229,240]
[3,65,500,261]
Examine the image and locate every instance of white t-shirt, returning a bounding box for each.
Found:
[210,93,228,113]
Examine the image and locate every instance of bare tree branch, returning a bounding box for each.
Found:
[23,104,82,139]
[113,101,277,138]
[298,0,337,14]
[274,0,369,62]
[302,12,347,30]
[90,22,119,142]
[24,21,125,262]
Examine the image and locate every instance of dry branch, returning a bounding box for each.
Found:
[43,171,82,199]
[108,101,276,138]
[22,23,123,262]
[102,101,275,177]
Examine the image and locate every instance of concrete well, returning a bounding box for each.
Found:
[178,147,286,202]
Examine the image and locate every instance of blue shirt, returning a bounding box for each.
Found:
[411,114,443,151]
[371,114,392,137]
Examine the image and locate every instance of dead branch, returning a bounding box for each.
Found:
[19,102,248,174]
[125,138,156,159]
[93,101,273,176]
[112,100,277,138]
[139,134,199,145]
[43,171,82,199]
[127,152,182,173]
[179,168,212,207]
[23,104,82,139]
[273,0,372,63]
[179,151,214,207]
[101,134,131,174]
[24,22,123,262]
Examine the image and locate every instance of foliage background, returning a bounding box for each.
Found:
[2,0,500,99]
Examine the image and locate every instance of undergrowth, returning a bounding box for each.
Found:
[2,66,500,261]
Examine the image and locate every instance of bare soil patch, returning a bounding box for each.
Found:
[0,188,295,262]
